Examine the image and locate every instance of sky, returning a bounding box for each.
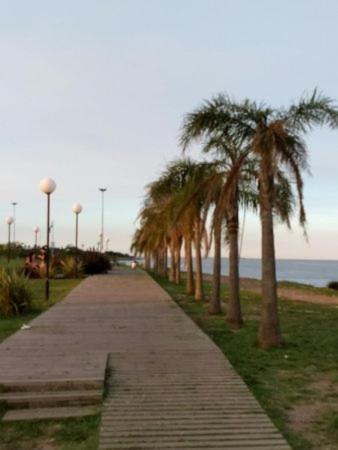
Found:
[1,0,338,259]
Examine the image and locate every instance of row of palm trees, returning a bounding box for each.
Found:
[132,90,338,347]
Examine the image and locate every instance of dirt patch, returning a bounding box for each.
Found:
[202,274,338,306]
[286,373,338,448]
[288,401,322,432]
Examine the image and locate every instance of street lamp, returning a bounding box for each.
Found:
[11,202,17,243]
[39,177,56,301]
[34,226,40,247]
[99,188,107,252]
[105,238,109,252]
[72,203,83,278]
[5,216,14,262]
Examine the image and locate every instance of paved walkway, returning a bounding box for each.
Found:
[99,269,289,449]
[0,268,290,449]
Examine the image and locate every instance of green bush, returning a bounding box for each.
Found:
[0,268,33,316]
[327,281,338,290]
[61,256,83,278]
[83,252,111,275]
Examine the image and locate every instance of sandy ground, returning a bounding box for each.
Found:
[202,274,338,306]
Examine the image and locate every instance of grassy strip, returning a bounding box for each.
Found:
[0,278,81,344]
[152,272,338,450]
[278,280,338,297]
[0,414,100,450]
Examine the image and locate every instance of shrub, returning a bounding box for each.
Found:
[327,281,338,290]
[61,256,83,278]
[83,252,111,275]
[36,261,57,279]
[0,268,33,316]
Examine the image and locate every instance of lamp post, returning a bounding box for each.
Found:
[72,203,83,278]
[34,226,40,248]
[99,188,107,252]
[39,178,56,301]
[11,202,17,243]
[5,216,14,262]
[105,238,109,252]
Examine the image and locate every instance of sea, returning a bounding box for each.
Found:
[128,256,338,287]
[199,258,338,287]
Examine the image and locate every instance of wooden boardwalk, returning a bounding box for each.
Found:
[99,269,290,449]
[0,268,290,448]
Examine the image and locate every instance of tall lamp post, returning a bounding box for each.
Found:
[99,188,107,252]
[34,226,40,247]
[11,202,17,243]
[72,203,83,278]
[39,178,56,301]
[5,216,14,262]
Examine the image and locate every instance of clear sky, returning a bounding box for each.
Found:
[1,0,338,258]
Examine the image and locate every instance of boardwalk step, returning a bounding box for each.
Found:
[0,378,103,393]
[99,440,290,449]
[0,390,102,409]
[2,405,100,422]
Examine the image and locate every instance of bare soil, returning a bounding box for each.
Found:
[203,274,338,306]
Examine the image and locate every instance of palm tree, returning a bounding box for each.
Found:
[181,90,338,346]
[166,160,211,300]
[204,138,253,321]
[140,159,209,299]
[132,202,170,275]
[180,144,256,321]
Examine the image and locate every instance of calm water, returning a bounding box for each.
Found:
[199,258,338,287]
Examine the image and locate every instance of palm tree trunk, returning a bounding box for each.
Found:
[209,218,221,314]
[226,199,243,328]
[258,165,282,347]
[163,247,168,278]
[159,248,165,277]
[194,218,204,301]
[174,239,181,284]
[169,242,175,282]
[185,237,194,294]
[154,251,159,274]
[144,252,150,271]
[175,246,181,284]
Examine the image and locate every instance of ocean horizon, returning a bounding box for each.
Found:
[196,257,338,287]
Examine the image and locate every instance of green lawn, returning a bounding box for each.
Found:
[0,278,81,344]
[278,280,338,297]
[152,273,338,450]
[0,414,100,450]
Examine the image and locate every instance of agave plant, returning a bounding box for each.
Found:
[0,267,33,316]
[60,256,83,278]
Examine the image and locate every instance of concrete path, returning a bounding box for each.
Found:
[99,268,290,449]
[0,268,290,448]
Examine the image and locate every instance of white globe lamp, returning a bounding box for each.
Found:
[5,216,14,225]
[72,203,83,278]
[39,178,56,195]
[39,177,56,300]
[5,216,14,262]
[34,226,40,247]
[72,203,83,215]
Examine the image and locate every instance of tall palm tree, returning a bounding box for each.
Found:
[180,129,254,321]
[203,137,253,321]
[181,90,338,346]
[168,160,212,300]
[142,159,209,299]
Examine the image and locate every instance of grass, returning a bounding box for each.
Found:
[278,280,338,297]
[0,278,81,344]
[0,414,101,450]
[152,272,338,450]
